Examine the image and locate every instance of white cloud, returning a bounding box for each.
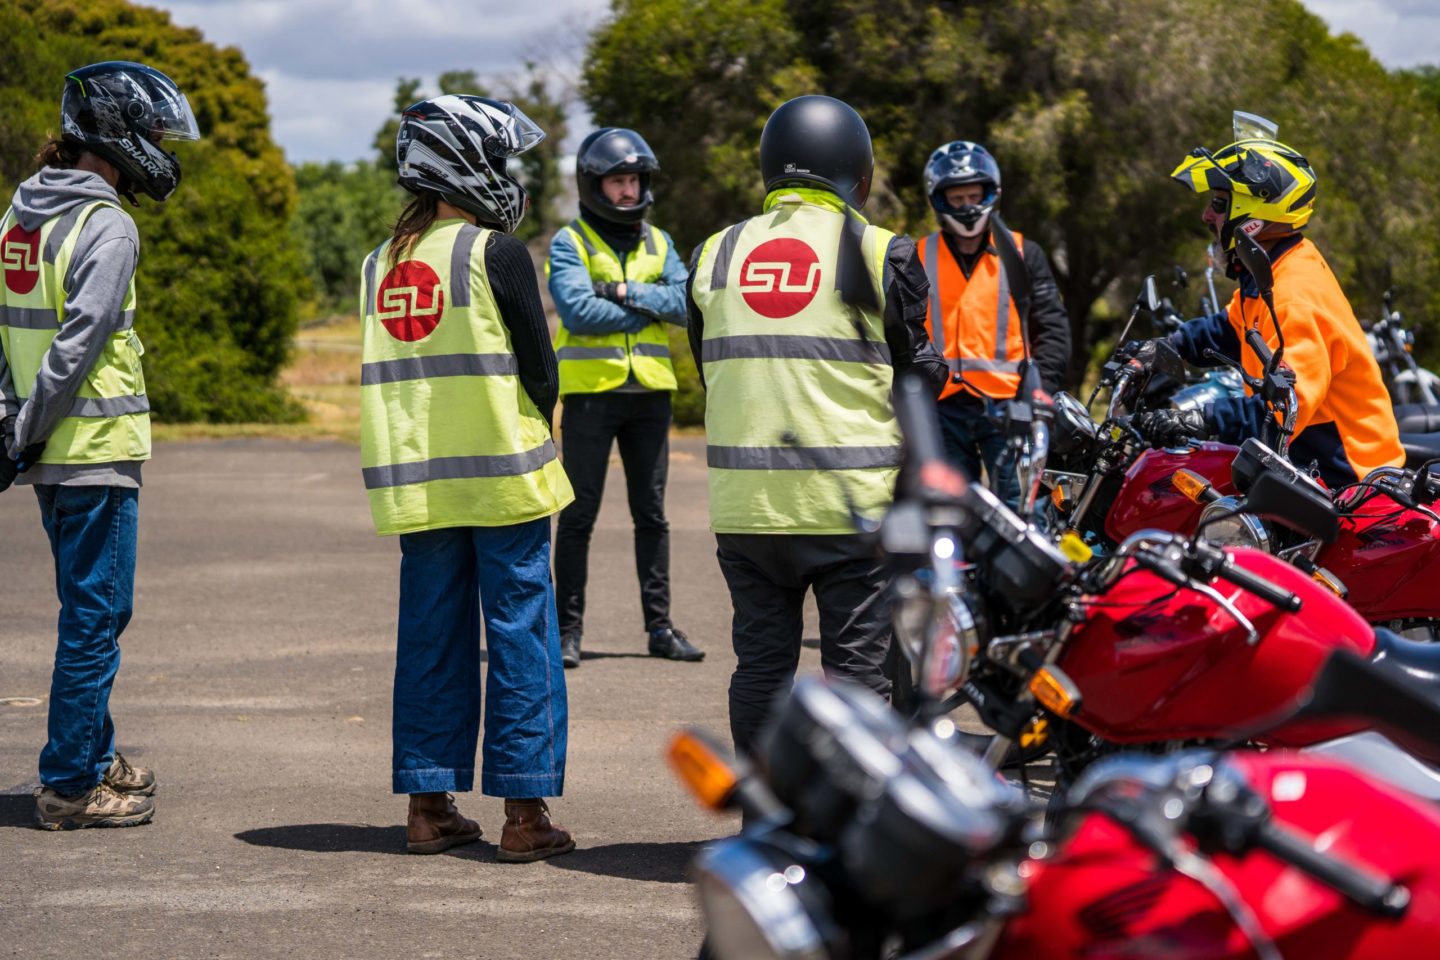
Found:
[152,0,604,163]
[1301,0,1440,69]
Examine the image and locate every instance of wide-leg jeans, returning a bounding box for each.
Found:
[392,516,567,798]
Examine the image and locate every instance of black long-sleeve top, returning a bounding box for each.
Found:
[686,234,949,397]
[940,232,1071,395]
[485,232,559,423]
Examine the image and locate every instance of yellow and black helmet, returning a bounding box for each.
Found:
[1171,137,1317,249]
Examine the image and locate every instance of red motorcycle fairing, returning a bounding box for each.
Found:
[1104,444,1239,545]
[1059,548,1375,747]
[993,753,1440,960]
[1317,487,1440,623]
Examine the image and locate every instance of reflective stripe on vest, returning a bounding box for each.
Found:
[549,217,677,395]
[0,200,149,466]
[358,221,574,535]
[920,230,1027,401]
[691,188,900,534]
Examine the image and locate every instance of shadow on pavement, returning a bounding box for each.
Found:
[235,822,413,856]
[0,795,35,828]
[579,651,652,661]
[545,840,707,884]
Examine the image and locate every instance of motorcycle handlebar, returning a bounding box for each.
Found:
[895,373,947,472]
[1215,557,1302,613]
[1256,820,1410,917]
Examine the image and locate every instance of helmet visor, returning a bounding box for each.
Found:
[120,63,201,141]
[481,100,545,158]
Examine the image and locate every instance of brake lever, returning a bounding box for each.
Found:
[1202,349,1263,393]
[1191,580,1260,645]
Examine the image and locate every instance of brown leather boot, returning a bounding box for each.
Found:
[497,798,575,863]
[406,792,482,854]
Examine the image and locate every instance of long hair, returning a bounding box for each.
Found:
[35,134,85,171]
[390,191,439,266]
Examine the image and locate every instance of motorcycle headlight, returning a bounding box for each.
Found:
[1196,496,1272,553]
[695,838,845,960]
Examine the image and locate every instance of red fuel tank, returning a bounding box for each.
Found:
[1058,548,1375,747]
[994,753,1440,960]
[1104,443,1239,544]
[1317,487,1440,624]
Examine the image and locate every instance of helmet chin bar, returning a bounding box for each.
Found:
[941,208,990,239]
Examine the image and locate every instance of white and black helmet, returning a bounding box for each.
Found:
[395,95,545,233]
[924,141,1002,238]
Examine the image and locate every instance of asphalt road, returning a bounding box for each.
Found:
[0,435,823,959]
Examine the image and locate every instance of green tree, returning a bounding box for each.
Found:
[0,0,306,421]
[373,77,422,171]
[584,0,1440,384]
[290,160,405,311]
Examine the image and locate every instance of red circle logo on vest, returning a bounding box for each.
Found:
[377,260,445,341]
[2,224,42,296]
[738,238,823,319]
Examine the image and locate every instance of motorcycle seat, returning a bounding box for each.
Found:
[1398,432,1440,468]
[1370,628,1440,686]
[1395,403,1440,433]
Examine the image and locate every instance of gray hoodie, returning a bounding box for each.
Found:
[2,167,142,487]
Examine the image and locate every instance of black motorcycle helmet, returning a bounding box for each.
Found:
[760,95,873,209]
[60,61,200,203]
[576,127,659,224]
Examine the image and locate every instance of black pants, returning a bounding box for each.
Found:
[554,390,673,640]
[715,533,892,759]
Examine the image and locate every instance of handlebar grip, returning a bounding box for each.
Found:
[1245,328,1274,366]
[1257,821,1409,917]
[1216,557,1302,613]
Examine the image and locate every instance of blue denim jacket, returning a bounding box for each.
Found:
[547,226,690,335]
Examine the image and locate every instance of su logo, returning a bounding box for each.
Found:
[2,224,42,296]
[377,260,444,341]
[738,238,822,319]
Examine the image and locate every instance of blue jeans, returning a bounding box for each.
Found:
[34,485,138,795]
[393,517,567,798]
[936,395,1020,509]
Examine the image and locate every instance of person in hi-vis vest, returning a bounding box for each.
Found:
[2,62,198,831]
[918,141,1070,507]
[546,128,702,669]
[360,95,575,862]
[686,96,947,759]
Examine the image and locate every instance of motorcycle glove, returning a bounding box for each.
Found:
[1132,407,1209,448]
[1118,334,1184,367]
[592,281,624,304]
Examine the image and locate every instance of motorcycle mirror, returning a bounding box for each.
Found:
[1234,231,1273,298]
[1172,265,1189,290]
[1245,469,1340,543]
[1138,275,1161,313]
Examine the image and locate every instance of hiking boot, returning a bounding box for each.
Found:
[406,792,482,854]
[34,782,154,830]
[561,634,582,670]
[648,627,704,662]
[498,798,575,863]
[103,752,156,796]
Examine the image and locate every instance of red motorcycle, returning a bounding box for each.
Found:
[671,669,1440,960]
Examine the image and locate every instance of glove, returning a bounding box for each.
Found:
[1117,337,1171,367]
[1132,408,1208,448]
[0,454,15,493]
[592,281,624,304]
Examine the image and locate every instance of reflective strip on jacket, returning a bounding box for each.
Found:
[1226,237,1402,481]
[359,220,574,535]
[917,230,1027,400]
[547,217,677,394]
[691,187,900,534]
[0,200,148,465]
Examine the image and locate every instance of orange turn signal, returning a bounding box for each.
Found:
[1029,667,1082,719]
[1172,469,1212,504]
[666,729,739,812]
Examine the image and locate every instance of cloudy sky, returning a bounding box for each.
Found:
[150,0,1438,165]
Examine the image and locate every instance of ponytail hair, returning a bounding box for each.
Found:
[35,134,85,171]
[390,191,439,266]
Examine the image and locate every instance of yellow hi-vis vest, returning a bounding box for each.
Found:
[548,217,677,395]
[691,187,900,534]
[359,220,574,535]
[0,200,149,465]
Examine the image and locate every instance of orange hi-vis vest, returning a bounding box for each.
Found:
[918,230,1027,401]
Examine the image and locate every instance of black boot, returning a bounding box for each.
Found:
[648,627,704,662]
[561,634,582,669]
